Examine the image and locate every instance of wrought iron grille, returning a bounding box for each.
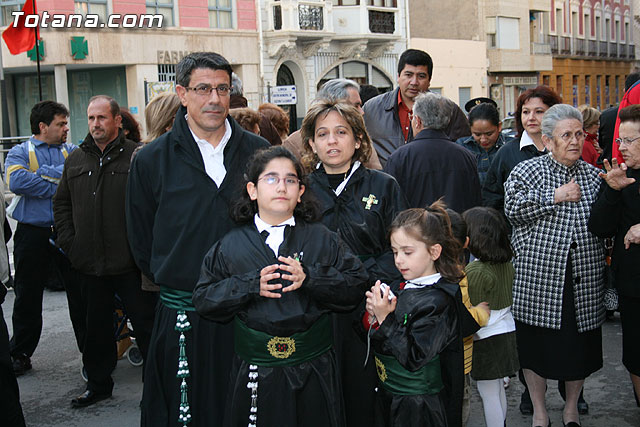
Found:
[273,5,282,30]
[368,10,394,34]
[298,4,323,30]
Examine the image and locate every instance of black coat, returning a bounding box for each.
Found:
[54,130,138,276]
[363,278,466,427]
[588,167,640,298]
[126,106,269,291]
[307,165,408,285]
[193,220,368,332]
[482,137,545,211]
[384,129,481,213]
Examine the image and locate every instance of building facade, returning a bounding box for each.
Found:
[0,0,261,143]
[258,0,407,130]
[408,0,488,110]
[539,0,634,110]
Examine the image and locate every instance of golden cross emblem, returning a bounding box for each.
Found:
[362,194,379,210]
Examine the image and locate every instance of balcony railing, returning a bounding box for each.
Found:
[574,38,585,56]
[630,44,636,60]
[588,40,597,56]
[299,3,323,30]
[368,9,394,34]
[560,36,571,54]
[549,35,558,54]
[531,42,551,55]
[599,41,608,57]
[609,42,618,58]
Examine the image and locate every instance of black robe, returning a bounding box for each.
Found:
[193,220,369,427]
[308,165,408,426]
[361,279,466,427]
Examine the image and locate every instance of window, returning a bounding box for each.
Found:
[585,75,591,105]
[332,0,397,5]
[0,0,22,27]
[333,0,359,5]
[318,61,392,93]
[147,0,174,27]
[158,64,176,82]
[496,17,519,49]
[458,87,471,109]
[75,0,107,22]
[209,0,232,29]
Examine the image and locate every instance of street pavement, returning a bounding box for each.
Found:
[2,288,640,426]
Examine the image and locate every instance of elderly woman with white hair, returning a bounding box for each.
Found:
[504,104,605,427]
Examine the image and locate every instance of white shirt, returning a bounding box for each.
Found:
[254,214,296,256]
[404,272,442,289]
[519,130,545,153]
[188,117,232,187]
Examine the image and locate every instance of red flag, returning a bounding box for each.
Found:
[2,1,39,55]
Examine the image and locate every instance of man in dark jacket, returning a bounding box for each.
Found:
[53,95,156,408]
[384,92,481,213]
[363,49,471,166]
[126,52,269,427]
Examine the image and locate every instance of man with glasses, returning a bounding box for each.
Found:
[126,52,268,426]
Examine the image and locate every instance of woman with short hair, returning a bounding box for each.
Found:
[505,104,605,427]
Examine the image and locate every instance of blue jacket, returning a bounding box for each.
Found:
[5,137,76,227]
[455,133,509,186]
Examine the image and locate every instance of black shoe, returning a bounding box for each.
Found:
[519,389,533,415]
[563,422,580,427]
[71,390,111,408]
[11,354,32,376]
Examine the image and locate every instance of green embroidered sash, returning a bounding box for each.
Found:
[374,352,443,396]
[234,315,332,367]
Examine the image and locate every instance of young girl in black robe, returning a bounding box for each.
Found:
[363,201,466,427]
[193,146,368,427]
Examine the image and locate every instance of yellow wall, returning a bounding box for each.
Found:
[541,59,633,110]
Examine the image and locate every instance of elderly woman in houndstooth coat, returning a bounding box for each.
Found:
[504,104,605,427]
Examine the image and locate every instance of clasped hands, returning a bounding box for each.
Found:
[365,280,397,325]
[259,256,306,298]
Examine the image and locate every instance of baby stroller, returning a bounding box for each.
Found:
[81,294,143,381]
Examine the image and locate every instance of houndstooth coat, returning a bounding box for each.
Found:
[504,154,606,332]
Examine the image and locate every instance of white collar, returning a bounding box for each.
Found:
[187,115,232,151]
[254,214,296,232]
[404,273,442,289]
[519,130,545,153]
[254,214,296,256]
[315,161,361,196]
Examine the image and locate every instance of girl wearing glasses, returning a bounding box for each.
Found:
[299,101,408,426]
[193,146,368,427]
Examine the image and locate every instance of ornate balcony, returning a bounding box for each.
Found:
[588,40,597,57]
[560,36,570,54]
[549,35,558,54]
[332,4,400,40]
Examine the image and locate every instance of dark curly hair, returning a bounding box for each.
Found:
[389,200,464,283]
[231,146,319,224]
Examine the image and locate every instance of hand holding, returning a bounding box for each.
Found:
[367,281,397,324]
[259,264,282,298]
[278,256,306,293]
[598,158,636,191]
[554,179,581,203]
[623,224,640,249]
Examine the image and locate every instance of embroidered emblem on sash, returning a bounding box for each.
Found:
[267,336,296,359]
[375,356,387,382]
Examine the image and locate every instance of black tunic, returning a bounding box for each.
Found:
[363,279,465,427]
[193,220,369,427]
[308,165,408,426]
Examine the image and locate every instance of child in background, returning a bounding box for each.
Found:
[363,201,466,427]
[446,208,491,426]
[193,146,368,426]
[462,207,519,427]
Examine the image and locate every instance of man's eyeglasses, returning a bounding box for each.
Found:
[184,84,231,97]
[257,174,300,186]
[615,135,640,146]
